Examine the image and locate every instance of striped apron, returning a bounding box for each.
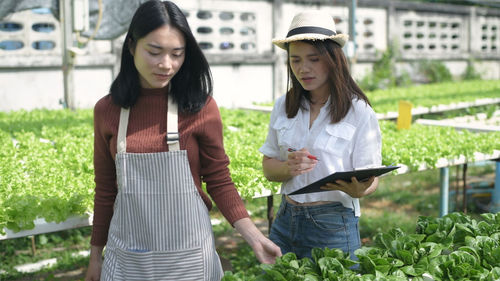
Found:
[101,95,223,280]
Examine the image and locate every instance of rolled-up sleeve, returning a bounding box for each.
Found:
[352,106,382,169]
[259,97,284,159]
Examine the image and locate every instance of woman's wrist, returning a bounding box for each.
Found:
[263,157,293,182]
[233,217,264,247]
[89,245,104,261]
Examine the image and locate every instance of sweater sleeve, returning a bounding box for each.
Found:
[90,97,118,246]
[199,98,249,225]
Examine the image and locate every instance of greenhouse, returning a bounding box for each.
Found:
[1,0,499,280]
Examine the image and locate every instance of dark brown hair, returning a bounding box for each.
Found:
[285,40,370,123]
[110,0,212,113]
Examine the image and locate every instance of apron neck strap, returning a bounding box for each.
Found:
[117,108,129,153]
[116,93,180,153]
[166,94,180,151]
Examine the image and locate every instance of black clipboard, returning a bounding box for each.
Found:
[288,166,400,195]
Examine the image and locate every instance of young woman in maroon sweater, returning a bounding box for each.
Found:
[85,1,281,280]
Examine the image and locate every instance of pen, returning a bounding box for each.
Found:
[287,148,319,161]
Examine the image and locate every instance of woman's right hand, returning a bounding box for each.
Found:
[287,148,318,177]
[85,246,104,281]
[262,148,317,182]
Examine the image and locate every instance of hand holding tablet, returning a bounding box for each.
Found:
[288,166,400,195]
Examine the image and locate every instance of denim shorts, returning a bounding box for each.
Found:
[269,197,361,261]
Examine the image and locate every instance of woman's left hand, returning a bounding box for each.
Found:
[234,217,282,264]
[251,236,283,264]
[320,176,376,198]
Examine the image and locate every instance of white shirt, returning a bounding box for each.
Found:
[259,95,382,216]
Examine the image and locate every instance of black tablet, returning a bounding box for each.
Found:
[288,166,400,195]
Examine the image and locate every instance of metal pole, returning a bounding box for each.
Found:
[462,164,468,213]
[267,0,283,233]
[272,0,284,101]
[61,0,75,110]
[439,167,449,217]
[490,160,500,213]
[267,195,274,234]
[347,0,357,70]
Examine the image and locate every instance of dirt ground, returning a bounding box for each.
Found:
[215,218,270,272]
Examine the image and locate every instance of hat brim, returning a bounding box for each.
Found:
[272,33,349,49]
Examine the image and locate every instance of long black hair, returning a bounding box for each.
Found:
[285,40,370,123]
[110,0,212,113]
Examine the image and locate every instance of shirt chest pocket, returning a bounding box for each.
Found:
[272,116,298,161]
[314,122,355,158]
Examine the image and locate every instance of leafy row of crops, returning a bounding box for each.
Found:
[221,212,500,281]
[0,109,94,233]
[379,121,499,171]
[1,90,499,233]
[365,80,500,114]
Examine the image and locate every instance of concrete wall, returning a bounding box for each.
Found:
[0,9,115,111]
[0,0,499,112]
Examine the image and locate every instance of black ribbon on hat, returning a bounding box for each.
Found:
[286,26,337,38]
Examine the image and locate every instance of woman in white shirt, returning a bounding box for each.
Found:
[259,10,382,261]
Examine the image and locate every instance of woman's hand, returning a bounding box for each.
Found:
[320,176,379,198]
[234,218,282,264]
[250,235,283,264]
[85,245,104,281]
[287,148,318,177]
[262,148,317,182]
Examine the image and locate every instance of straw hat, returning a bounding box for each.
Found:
[272,10,349,49]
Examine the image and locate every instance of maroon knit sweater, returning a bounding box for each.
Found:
[91,87,249,246]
